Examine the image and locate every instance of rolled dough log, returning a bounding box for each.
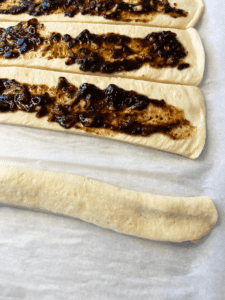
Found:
[0,164,218,243]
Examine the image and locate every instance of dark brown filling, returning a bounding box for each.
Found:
[0,19,190,73]
[0,0,187,22]
[0,77,195,140]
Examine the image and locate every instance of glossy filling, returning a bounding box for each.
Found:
[0,19,190,73]
[0,77,196,139]
[0,0,187,22]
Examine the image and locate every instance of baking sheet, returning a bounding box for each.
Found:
[0,0,224,299]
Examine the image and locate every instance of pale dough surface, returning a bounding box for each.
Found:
[0,164,218,243]
[0,67,206,159]
[0,0,205,29]
[0,22,205,86]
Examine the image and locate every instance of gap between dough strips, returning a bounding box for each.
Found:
[0,164,218,243]
[0,67,206,159]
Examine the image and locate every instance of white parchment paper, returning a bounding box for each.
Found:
[0,1,224,299]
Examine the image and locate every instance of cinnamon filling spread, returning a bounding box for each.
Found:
[0,77,196,139]
[0,0,188,22]
[0,19,190,73]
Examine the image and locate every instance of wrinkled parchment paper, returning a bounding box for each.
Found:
[0,1,224,299]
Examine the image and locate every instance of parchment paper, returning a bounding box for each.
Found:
[0,1,224,299]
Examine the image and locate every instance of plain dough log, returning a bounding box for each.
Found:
[0,0,205,29]
[0,165,218,243]
[0,67,206,159]
[0,22,205,86]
